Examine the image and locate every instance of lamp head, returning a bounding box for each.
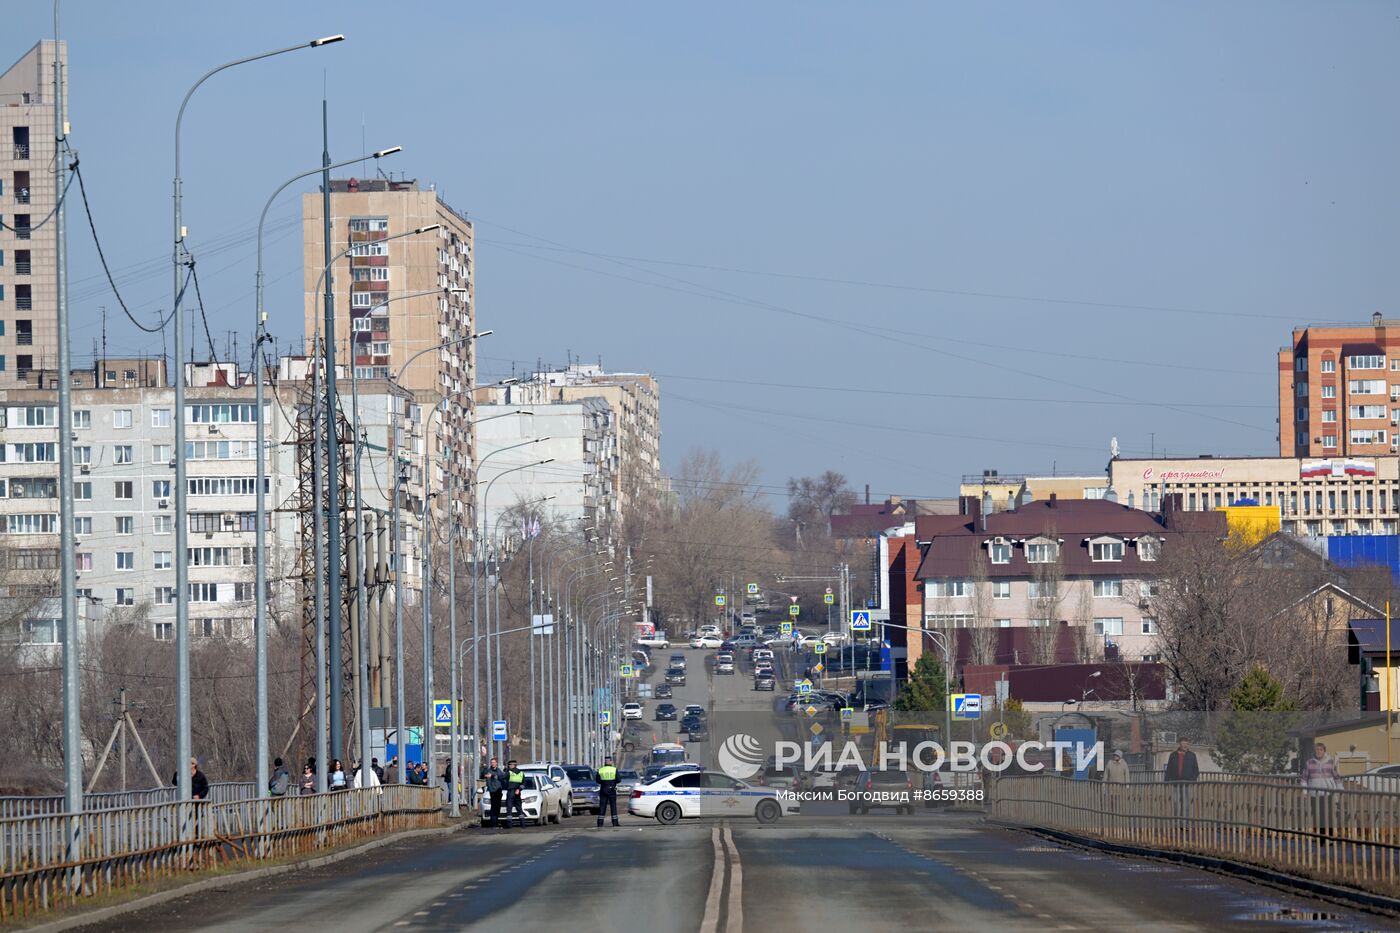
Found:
[372,146,402,159]
[310,34,346,47]
[414,223,443,234]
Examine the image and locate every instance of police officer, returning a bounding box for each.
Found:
[595,755,620,827]
[505,759,526,828]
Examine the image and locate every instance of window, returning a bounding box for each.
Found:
[924,612,974,628]
[351,293,374,309]
[350,239,388,257]
[188,476,267,496]
[153,551,172,570]
[6,405,57,426]
[234,582,256,602]
[1322,410,1337,423]
[1295,356,1307,372]
[1092,578,1123,598]
[152,444,173,463]
[1296,407,1308,422]
[154,622,173,641]
[1349,354,1385,369]
[371,341,390,356]
[1093,617,1124,636]
[1321,385,1336,399]
[1142,580,1161,597]
[1349,379,1385,395]
[1137,536,1160,560]
[189,403,262,424]
[1322,359,1336,373]
[1321,435,1337,449]
[188,582,222,603]
[22,619,61,645]
[186,440,256,460]
[1091,540,1124,562]
[74,445,91,465]
[1295,382,1308,398]
[1028,618,1053,628]
[75,553,92,571]
[116,516,133,535]
[1026,540,1059,563]
[113,409,132,428]
[1349,405,1387,419]
[73,482,91,500]
[115,552,134,571]
[992,581,1011,599]
[1028,579,1058,599]
[0,513,57,534]
[114,481,133,500]
[72,409,91,429]
[188,547,230,566]
[151,408,171,428]
[114,445,133,464]
[349,216,389,233]
[74,517,91,535]
[155,586,177,605]
[152,480,171,498]
[153,515,173,535]
[1141,619,1159,635]
[8,443,56,462]
[988,542,1011,563]
[1350,429,1388,445]
[926,578,970,598]
[996,619,1012,628]
[189,513,219,533]
[114,588,134,606]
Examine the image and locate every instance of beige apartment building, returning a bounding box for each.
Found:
[474,363,660,526]
[1108,455,1400,538]
[0,41,65,386]
[302,177,475,524]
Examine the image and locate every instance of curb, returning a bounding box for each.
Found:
[29,817,474,933]
[989,820,1400,919]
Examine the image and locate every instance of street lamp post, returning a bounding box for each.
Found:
[870,620,954,746]
[252,147,397,807]
[172,31,343,804]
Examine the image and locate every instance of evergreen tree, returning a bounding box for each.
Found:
[894,654,947,712]
[1215,665,1297,774]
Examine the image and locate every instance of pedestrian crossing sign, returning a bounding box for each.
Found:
[823,593,834,605]
[840,707,854,722]
[620,664,634,679]
[813,641,827,655]
[599,710,611,726]
[433,700,454,729]
[798,679,812,694]
[780,621,792,635]
[849,610,871,631]
[715,594,727,607]
[788,604,800,617]
[746,583,759,595]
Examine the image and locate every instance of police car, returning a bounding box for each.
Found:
[628,769,799,825]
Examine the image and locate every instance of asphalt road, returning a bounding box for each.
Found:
[71,645,1399,933]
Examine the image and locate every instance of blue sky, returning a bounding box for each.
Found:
[8,1,1399,502]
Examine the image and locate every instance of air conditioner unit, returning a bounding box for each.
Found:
[207,425,219,434]
[169,459,177,469]
[1138,598,1150,609]
[12,487,24,498]
[158,499,170,509]
[1154,731,1177,745]
[204,532,214,540]
[79,465,89,475]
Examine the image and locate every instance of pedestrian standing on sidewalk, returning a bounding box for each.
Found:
[481,757,506,828]
[1301,741,1343,842]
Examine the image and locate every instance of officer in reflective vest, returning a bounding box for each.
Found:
[505,760,526,828]
[596,756,620,827]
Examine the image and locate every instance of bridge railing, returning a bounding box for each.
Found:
[0,782,258,821]
[989,773,1400,895]
[0,784,444,922]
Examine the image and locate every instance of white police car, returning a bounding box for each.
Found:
[628,770,799,825]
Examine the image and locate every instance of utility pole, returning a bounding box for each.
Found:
[117,688,128,792]
[321,100,344,756]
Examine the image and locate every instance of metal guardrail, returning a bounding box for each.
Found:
[0,784,444,921]
[990,774,1400,895]
[0,782,257,821]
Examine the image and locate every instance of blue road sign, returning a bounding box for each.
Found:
[433,700,453,728]
[951,694,982,720]
[849,610,871,630]
[746,582,759,595]
[598,710,611,726]
[813,641,828,655]
[491,720,508,742]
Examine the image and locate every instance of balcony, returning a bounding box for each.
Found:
[12,144,28,160]
[15,260,30,275]
[15,227,31,241]
[15,297,32,312]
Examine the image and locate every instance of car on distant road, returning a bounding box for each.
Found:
[564,764,600,813]
[720,640,737,653]
[756,763,802,790]
[690,634,723,649]
[752,648,774,664]
[479,773,563,825]
[821,632,848,646]
[683,704,706,720]
[669,652,687,669]
[754,672,776,691]
[740,611,757,625]
[653,683,673,699]
[616,768,642,797]
[636,632,669,649]
[622,702,643,721]
[665,667,687,685]
[851,769,916,815]
[685,720,709,742]
[655,703,678,721]
[629,770,798,825]
[734,633,758,649]
[715,656,735,674]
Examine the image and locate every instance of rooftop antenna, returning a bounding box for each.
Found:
[100,305,107,388]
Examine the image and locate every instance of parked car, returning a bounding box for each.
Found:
[520,762,575,817]
[655,703,678,721]
[479,773,562,825]
[622,702,643,721]
[629,771,798,825]
[851,769,915,815]
[564,764,600,813]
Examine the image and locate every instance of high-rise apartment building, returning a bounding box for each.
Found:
[1278,313,1400,458]
[302,177,476,522]
[0,41,65,385]
[474,363,660,527]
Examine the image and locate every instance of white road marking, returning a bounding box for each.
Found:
[700,825,725,933]
[723,824,744,932]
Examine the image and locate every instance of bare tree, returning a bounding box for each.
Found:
[969,550,997,665]
[1028,531,1063,666]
